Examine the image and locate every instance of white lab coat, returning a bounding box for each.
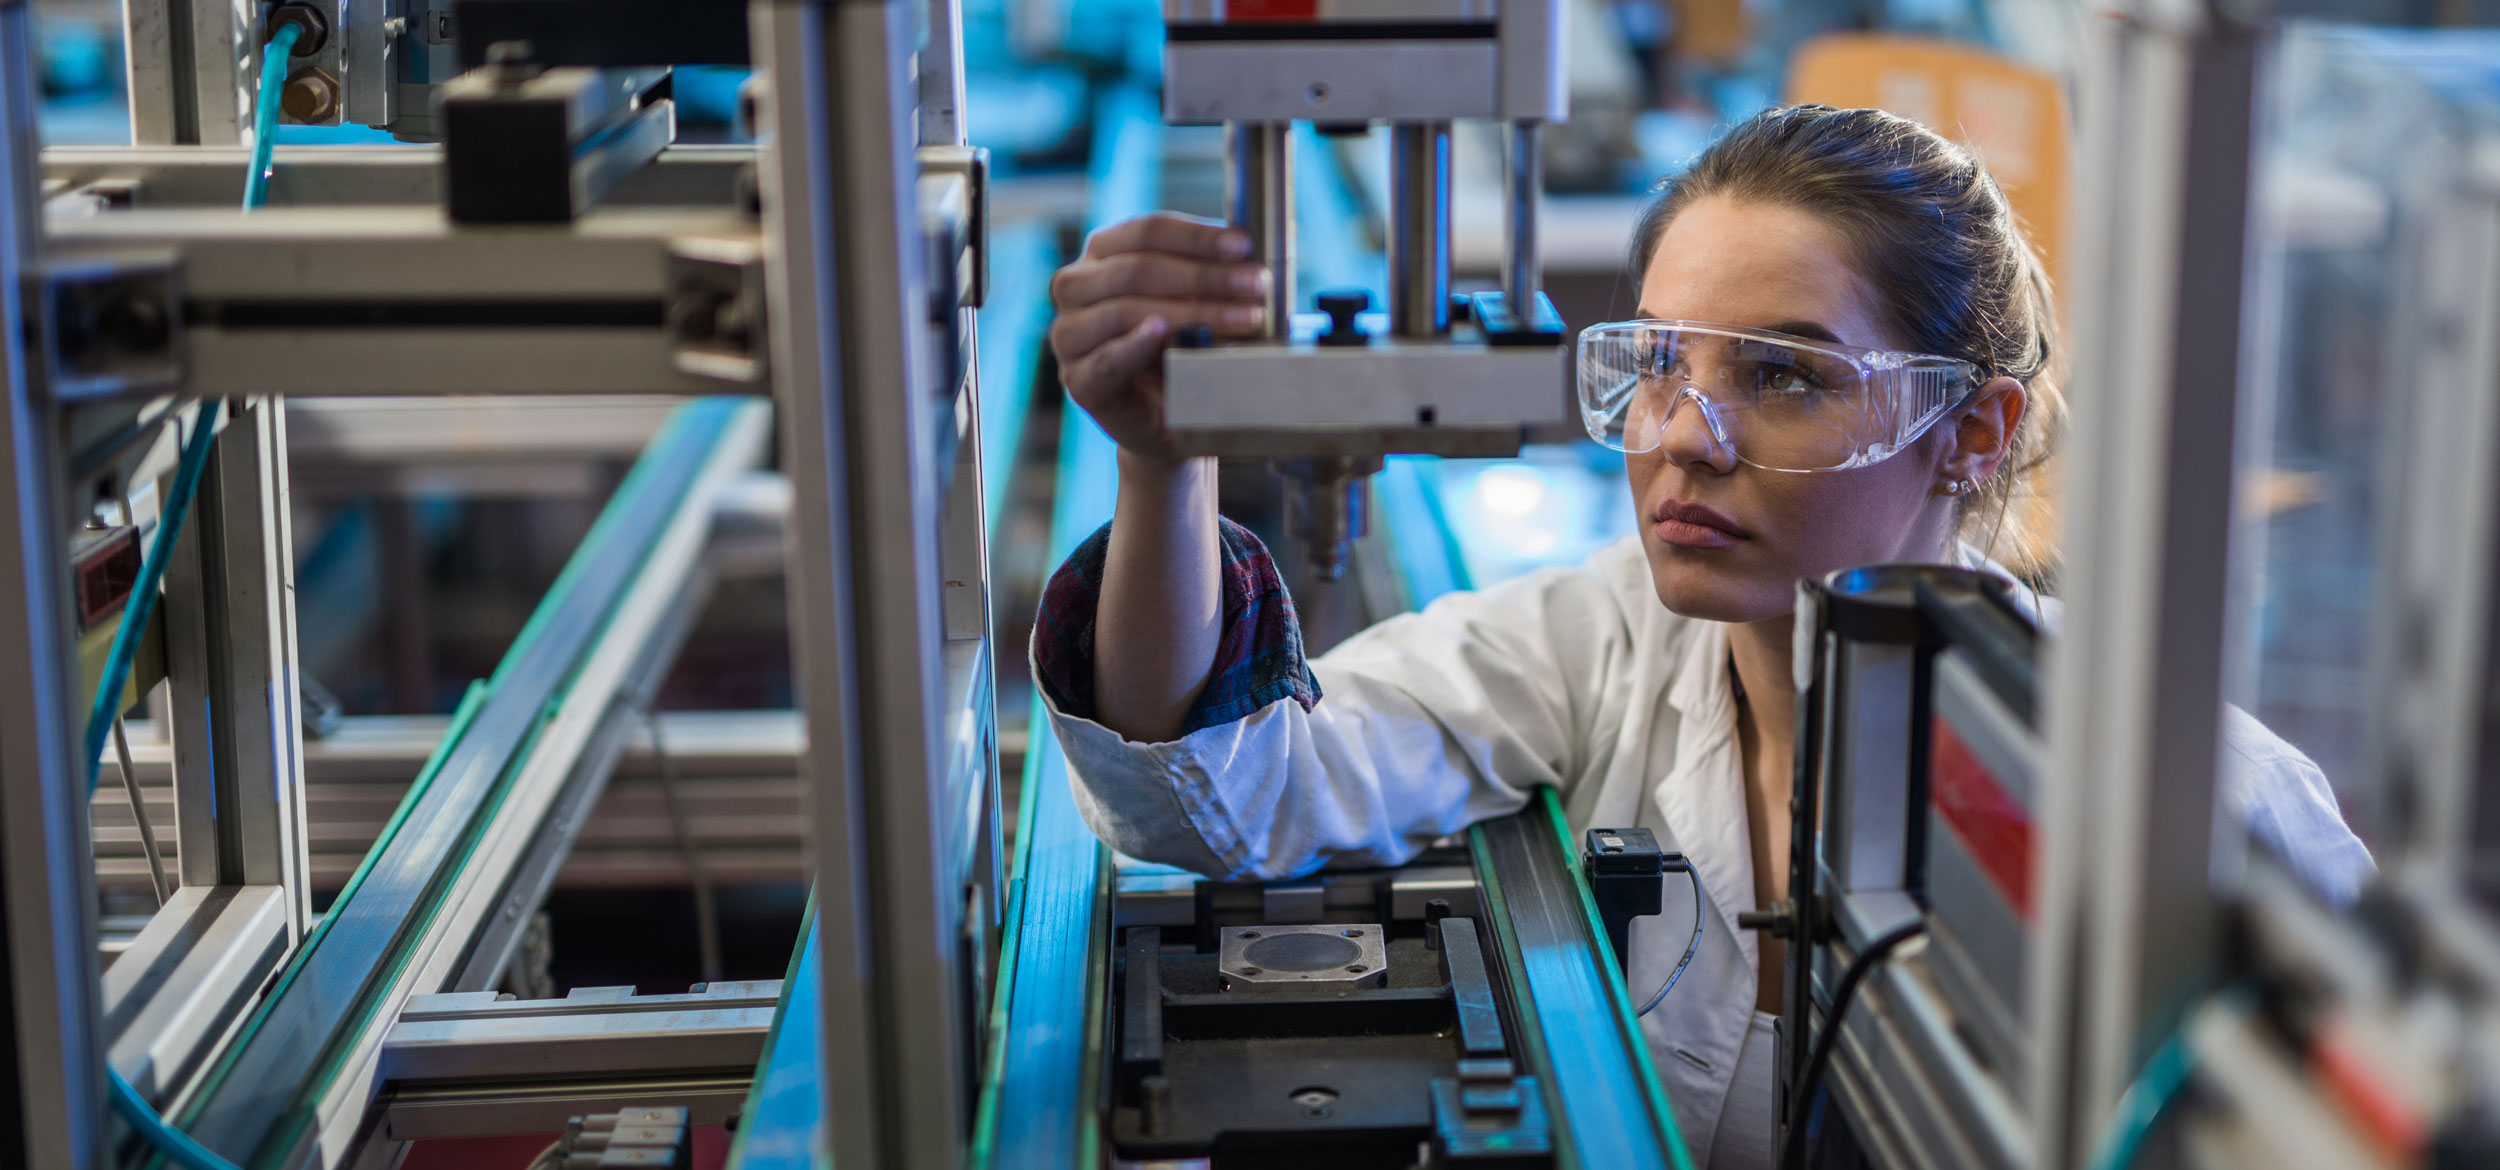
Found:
[1043,535,2373,1168]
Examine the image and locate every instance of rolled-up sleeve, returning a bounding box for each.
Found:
[1032,517,1320,734]
[1032,522,1629,881]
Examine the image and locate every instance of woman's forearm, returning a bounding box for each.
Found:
[1093,449,1223,743]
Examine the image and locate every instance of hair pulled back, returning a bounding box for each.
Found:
[1629,104,2066,579]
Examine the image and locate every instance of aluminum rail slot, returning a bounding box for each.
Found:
[98,884,289,1102]
[171,398,766,1169]
[92,710,807,895]
[1471,790,1693,1170]
[378,982,778,1140]
[45,207,750,398]
[41,145,754,209]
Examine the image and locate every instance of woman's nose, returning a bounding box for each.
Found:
[1656,384,1738,472]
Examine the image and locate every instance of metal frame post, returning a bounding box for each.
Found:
[2033,3,2258,1165]
[162,397,315,937]
[755,0,980,1164]
[121,0,252,144]
[0,0,108,1162]
[751,0,884,1161]
[826,3,967,1161]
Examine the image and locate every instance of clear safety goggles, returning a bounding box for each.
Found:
[1577,320,1982,473]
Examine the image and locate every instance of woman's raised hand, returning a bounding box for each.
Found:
[1046,212,1271,462]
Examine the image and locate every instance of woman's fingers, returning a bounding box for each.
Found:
[1043,212,1269,459]
[1051,251,1269,310]
[1048,295,1264,364]
[1065,315,1170,407]
[1082,212,1251,263]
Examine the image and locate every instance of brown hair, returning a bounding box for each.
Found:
[1629,104,2066,581]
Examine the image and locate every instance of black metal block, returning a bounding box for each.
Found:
[453,0,750,67]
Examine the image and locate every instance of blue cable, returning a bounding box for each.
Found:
[243,24,302,209]
[80,403,238,1168]
[2085,1020,2202,1170]
[107,1067,241,1170]
[82,398,222,795]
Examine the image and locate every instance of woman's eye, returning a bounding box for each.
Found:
[1763,366,1825,397]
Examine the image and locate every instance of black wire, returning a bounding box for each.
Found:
[1778,920,1928,1170]
[1635,866,1703,1017]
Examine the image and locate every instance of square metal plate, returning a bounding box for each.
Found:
[1218,923,1389,992]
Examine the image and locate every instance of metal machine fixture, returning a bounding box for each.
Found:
[7,0,1006,1166]
[1759,564,2043,1170]
[1159,0,1571,577]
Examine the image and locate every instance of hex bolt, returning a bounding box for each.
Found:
[267,3,328,56]
[280,71,338,122]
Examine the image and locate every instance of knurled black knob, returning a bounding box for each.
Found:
[1315,288,1371,346]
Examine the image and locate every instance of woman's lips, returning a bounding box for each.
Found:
[1652,498,1746,550]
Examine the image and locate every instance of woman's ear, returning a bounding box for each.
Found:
[1941,376,2026,487]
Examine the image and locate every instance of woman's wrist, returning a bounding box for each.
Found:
[1116,448,1215,510]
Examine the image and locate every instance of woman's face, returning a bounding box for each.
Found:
[1623,196,1965,623]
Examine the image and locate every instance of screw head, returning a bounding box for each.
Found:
[279,71,338,122]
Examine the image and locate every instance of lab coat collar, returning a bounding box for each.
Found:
[1651,615,1760,982]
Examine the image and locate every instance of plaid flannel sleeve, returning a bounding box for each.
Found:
[1032,517,1322,737]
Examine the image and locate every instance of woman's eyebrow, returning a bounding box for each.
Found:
[1767,320,1844,343]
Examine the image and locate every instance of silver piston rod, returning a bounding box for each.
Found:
[1225,121,1293,337]
[1388,121,1453,338]
[1503,120,1541,313]
[1267,121,1449,581]
[1229,121,1370,581]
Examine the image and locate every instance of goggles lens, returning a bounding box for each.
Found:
[1577,321,1975,472]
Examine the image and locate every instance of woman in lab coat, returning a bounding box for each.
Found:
[1033,105,2373,1169]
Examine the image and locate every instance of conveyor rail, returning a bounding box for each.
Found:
[170,398,766,1168]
